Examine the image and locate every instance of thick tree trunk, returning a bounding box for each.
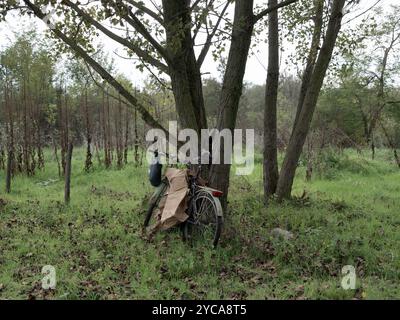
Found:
[276,0,345,201]
[209,0,255,210]
[163,0,207,132]
[264,0,280,199]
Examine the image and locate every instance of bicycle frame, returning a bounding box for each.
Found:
[148,150,224,222]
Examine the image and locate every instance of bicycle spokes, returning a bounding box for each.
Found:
[185,193,221,246]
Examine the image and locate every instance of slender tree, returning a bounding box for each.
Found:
[276,0,346,201]
[123,104,130,165]
[64,142,73,204]
[264,0,280,199]
[83,86,93,172]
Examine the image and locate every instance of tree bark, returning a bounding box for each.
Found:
[264,0,280,199]
[162,0,207,132]
[276,0,345,201]
[292,0,324,131]
[209,0,255,210]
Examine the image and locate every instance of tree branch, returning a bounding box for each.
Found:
[61,0,169,73]
[124,8,170,62]
[192,0,216,42]
[124,0,164,25]
[84,61,132,109]
[253,0,298,24]
[197,1,230,68]
[190,0,203,11]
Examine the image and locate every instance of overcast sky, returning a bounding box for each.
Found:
[0,0,397,86]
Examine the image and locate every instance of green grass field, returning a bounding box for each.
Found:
[0,148,399,299]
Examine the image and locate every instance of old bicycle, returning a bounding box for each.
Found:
[144,151,223,247]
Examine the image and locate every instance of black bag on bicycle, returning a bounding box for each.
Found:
[149,151,162,187]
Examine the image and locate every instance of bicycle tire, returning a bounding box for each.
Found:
[183,190,223,248]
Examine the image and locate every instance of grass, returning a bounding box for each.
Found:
[0,148,399,299]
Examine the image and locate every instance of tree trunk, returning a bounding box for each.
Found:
[134,107,139,166]
[209,0,255,210]
[264,0,280,199]
[0,148,5,171]
[52,136,61,178]
[6,150,13,193]
[106,93,113,165]
[305,135,313,182]
[371,136,375,160]
[102,91,110,168]
[163,0,207,132]
[394,149,400,168]
[292,0,324,131]
[276,0,345,201]
[116,95,123,168]
[64,142,73,204]
[22,78,31,176]
[84,87,93,172]
[124,105,130,165]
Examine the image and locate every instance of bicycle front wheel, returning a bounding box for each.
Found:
[183,190,223,248]
[144,181,168,228]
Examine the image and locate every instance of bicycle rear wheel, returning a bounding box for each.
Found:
[183,190,223,248]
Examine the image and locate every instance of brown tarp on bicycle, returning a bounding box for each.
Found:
[150,168,189,233]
